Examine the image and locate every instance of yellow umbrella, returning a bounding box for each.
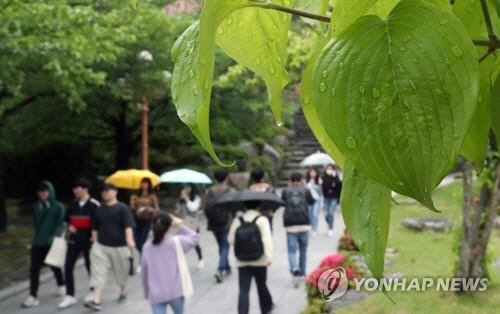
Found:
[105,169,160,190]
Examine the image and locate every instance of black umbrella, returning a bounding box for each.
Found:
[213,190,285,212]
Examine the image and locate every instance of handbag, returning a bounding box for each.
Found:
[174,236,194,299]
[44,230,67,268]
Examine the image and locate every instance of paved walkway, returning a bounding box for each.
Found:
[1,208,345,314]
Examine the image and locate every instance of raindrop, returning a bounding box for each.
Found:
[204,80,209,90]
[435,88,443,95]
[217,28,224,35]
[360,86,365,95]
[399,46,406,52]
[409,79,417,90]
[276,121,284,127]
[193,87,200,96]
[269,65,276,75]
[320,82,327,92]
[451,45,463,58]
[440,19,449,25]
[304,96,310,104]
[372,88,380,98]
[398,181,404,186]
[188,69,194,78]
[445,57,452,65]
[256,58,262,65]
[339,62,344,70]
[322,70,328,78]
[403,100,411,109]
[364,213,372,226]
[360,110,366,121]
[403,35,412,43]
[331,88,336,96]
[346,137,357,149]
[397,64,405,73]
[226,18,233,25]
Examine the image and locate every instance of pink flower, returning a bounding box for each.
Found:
[319,254,346,269]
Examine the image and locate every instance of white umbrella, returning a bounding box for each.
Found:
[300,151,335,167]
[160,168,212,184]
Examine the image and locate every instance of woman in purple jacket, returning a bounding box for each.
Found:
[141,213,199,314]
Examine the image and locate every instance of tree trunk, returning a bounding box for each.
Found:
[455,159,500,290]
[0,167,6,232]
[114,101,134,170]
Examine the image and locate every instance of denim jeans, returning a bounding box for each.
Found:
[324,198,338,230]
[151,297,184,314]
[213,229,231,272]
[308,201,320,232]
[286,231,309,275]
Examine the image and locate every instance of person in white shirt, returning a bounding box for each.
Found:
[228,201,274,314]
[177,184,204,269]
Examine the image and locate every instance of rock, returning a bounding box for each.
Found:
[237,141,258,159]
[262,143,282,169]
[273,135,288,148]
[401,217,454,232]
[228,172,250,191]
[325,290,369,311]
[494,216,500,229]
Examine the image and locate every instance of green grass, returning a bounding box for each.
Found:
[337,182,500,314]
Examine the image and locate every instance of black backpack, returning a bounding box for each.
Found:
[283,188,310,227]
[205,187,230,230]
[234,216,264,261]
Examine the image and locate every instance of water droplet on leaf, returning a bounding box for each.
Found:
[226,18,233,25]
[322,70,328,78]
[346,137,357,149]
[409,80,417,90]
[451,45,463,58]
[372,88,380,98]
[320,82,327,92]
[360,86,365,95]
[440,19,448,25]
[331,88,336,96]
[217,28,224,35]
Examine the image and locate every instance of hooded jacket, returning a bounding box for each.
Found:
[32,181,65,247]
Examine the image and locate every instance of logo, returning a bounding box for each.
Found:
[317,267,348,301]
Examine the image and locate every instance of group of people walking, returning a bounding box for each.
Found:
[20,164,342,314]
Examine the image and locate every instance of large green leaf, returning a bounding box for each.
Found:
[341,161,391,278]
[312,0,479,209]
[330,0,378,36]
[216,1,291,124]
[301,37,346,168]
[461,61,494,172]
[171,0,252,164]
[492,77,500,148]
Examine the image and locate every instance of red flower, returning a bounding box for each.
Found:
[319,253,346,269]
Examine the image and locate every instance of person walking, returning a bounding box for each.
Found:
[321,165,342,237]
[204,170,235,283]
[177,184,204,269]
[248,168,275,232]
[228,200,274,314]
[58,179,99,309]
[130,178,160,254]
[306,168,322,238]
[85,184,136,311]
[22,181,65,308]
[141,213,199,314]
[281,173,315,287]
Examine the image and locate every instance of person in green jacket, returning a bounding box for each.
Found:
[22,181,66,308]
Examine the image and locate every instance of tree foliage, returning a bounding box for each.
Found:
[172,0,500,278]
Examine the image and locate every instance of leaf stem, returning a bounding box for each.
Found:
[250,0,330,23]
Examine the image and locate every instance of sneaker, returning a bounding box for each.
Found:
[57,286,66,297]
[311,231,317,238]
[224,268,232,276]
[328,230,334,237]
[84,292,94,303]
[136,266,141,274]
[292,270,301,288]
[214,270,223,283]
[58,295,77,309]
[197,259,205,269]
[84,300,102,311]
[21,295,39,308]
[118,294,127,303]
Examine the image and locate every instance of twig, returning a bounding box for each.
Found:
[479,49,494,62]
[480,0,496,40]
[250,0,330,23]
[473,39,491,47]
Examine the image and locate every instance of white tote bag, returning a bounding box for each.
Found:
[44,231,67,268]
[174,236,194,299]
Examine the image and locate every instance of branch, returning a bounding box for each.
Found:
[250,0,330,23]
[480,0,496,40]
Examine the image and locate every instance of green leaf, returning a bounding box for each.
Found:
[171,0,252,164]
[341,161,391,278]
[216,1,291,124]
[301,37,346,168]
[461,61,494,172]
[312,0,479,209]
[492,76,500,148]
[492,0,500,19]
[330,0,378,36]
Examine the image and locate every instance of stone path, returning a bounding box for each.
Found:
[0,208,345,314]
